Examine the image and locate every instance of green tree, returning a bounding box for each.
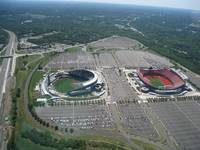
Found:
[70,128,73,133]
[55,126,59,130]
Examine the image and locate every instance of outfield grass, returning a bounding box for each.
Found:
[148,78,164,88]
[54,78,75,93]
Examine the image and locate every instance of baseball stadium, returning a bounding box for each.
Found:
[137,68,188,94]
[40,69,105,98]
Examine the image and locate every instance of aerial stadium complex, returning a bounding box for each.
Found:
[135,68,190,95]
[38,69,105,98]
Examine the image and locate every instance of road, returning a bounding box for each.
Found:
[0,29,16,150]
[0,30,15,107]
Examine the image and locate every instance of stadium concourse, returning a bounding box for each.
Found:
[124,67,198,98]
[37,69,105,99]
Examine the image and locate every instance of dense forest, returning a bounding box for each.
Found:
[0,29,8,49]
[0,1,200,73]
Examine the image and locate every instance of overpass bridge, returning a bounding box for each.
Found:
[0,55,13,58]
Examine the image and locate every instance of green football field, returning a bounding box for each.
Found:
[148,78,164,88]
[54,78,75,93]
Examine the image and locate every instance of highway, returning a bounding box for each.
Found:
[0,30,15,108]
[0,29,16,150]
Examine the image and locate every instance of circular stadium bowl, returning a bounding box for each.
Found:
[137,68,185,91]
[44,69,102,97]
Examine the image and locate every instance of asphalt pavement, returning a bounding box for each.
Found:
[0,30,15,108]
[0,29,16,150]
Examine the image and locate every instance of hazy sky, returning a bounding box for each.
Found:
[74,0,200,10]
[9,0,200,10]
[11,0,200,10]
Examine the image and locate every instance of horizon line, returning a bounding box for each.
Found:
[1,0,200,11]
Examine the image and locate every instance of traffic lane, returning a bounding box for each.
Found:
[0,30,15,109]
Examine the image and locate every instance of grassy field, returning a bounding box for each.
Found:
[132,139,161,150]
[13,55,49,150]
[54,78,76,93]
[16,55,41,70]
[17,123,56,150]
[29,71,45,92]
[17,138,56,150]
[148,78,164,88]
[66,46,82,53]
[29,71,45,104]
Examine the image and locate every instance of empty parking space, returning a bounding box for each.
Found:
[92,37,143,50]
[115,50,173,68]
[45,51,96,70]
[175,101,200,131]
[99,53,118,67]
[184,71,200,89]
[150,101,200,150]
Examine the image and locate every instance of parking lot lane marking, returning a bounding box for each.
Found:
[173,101,200,132]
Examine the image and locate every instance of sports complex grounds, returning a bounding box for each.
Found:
[34,36,200,150]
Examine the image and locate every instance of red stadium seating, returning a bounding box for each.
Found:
[137,68,185,89]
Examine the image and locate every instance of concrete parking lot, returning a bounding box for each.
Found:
[45,51,96,70]
[115,50,173,68]
[92,36,144,50]
[103,68,137,102]
[99,53,119,68]
[150,100,200,150]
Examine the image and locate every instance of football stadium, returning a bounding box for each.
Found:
[40,69,105,98]
[137,68,189,94]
